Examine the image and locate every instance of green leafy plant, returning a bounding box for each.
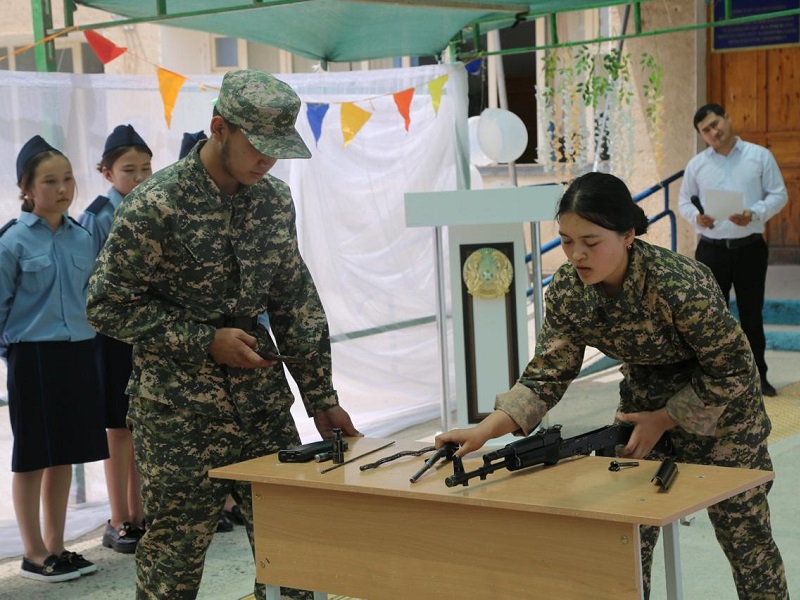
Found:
[640,51,665,168]
[641,51,664,121]
[536,45,663,175]
[603,48,634,105]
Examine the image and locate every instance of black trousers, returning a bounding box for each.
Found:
[695,236,769,378]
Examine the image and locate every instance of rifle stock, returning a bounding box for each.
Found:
[444,423,636,488]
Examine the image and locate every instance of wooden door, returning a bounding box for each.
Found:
[709,46,800,263]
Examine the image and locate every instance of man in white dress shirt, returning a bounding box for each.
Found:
[678,103,788,397]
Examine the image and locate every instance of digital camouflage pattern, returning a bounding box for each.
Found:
[86,142,335,599]
[128,397,305,600]
[216,69,311,160]
[86,144,338,422]
[495,239,787,598]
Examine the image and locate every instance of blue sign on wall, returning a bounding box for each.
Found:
[713,0,800,51]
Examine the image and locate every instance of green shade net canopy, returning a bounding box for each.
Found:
[74,0,649,62]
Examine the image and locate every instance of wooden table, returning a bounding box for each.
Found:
[210,437,773,600]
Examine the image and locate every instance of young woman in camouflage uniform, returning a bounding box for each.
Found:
[436,172,787,599]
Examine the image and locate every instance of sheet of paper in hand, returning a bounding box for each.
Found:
[703,188,744,221]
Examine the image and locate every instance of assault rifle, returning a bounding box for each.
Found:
[444,423,639,488]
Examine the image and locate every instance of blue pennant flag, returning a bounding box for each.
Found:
[306,103,330,145]
[465,58,483,75]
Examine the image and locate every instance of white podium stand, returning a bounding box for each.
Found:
[405,185,562,431]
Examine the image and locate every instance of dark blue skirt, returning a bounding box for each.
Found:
[7,340,109,472]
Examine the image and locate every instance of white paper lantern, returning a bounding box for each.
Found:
[468,116,493,167]
[477,108,528,163]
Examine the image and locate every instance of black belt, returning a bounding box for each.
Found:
[207,315,259,330]
[700,233,762,250]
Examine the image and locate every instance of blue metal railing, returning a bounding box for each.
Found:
[526,170,684,294]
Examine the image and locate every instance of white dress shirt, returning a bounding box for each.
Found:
[678,137,788,239]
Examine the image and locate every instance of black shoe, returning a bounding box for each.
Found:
[60,550,97,575]
[222,504,245,525]
[20,555,80,583]
[761,378,777,397]
[216,513,234,532]
[102,521,139,554]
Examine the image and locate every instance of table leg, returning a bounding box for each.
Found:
[662,521,684,600]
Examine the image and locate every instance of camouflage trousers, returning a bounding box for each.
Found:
[128,397,313,600]
[639,430,787,599]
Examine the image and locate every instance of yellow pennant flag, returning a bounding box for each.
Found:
[428,75,448,115]
[157,68,187,128]
[341,102,372,147]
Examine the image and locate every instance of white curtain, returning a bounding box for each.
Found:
[0,63,468,558]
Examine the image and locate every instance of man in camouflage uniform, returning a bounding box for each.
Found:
[437,172,787,599]
[87,69,360,600]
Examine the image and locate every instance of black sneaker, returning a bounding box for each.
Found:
[761,378,777,397]
[60,550,97,575]
[102,521,139,554]
[20,555,80,583]
[222,504,245,525]
[216,513,234,532]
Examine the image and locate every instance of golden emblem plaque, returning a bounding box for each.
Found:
[462,247,514,299]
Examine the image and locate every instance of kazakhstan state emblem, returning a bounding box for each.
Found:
[462,248,514,299]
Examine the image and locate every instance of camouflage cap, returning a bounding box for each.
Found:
[216,69,311,160]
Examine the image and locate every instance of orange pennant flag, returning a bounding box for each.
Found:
[341,102,372,147]
[157,68,186,128]
[393,88,415,131]
[83,30,127,64]
[428,75,448,115]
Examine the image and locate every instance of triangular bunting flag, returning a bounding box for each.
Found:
[83,30,127,64]
[465,58,483,75]
[157,68,187,128]
[393,88,415,132]
[307,103,330,145]
[341,103,372,147]
[428,75,448,116]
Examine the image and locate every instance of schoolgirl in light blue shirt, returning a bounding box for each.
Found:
[1,135,107,584]
[0,211,95,357]
[77,124,153,554]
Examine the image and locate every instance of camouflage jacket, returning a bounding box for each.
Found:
[86,144,338,419]
[496,239,770,442]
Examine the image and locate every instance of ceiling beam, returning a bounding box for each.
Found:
[461,6,800,60]
[346,0,529,12]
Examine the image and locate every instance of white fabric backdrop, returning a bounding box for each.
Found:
[0,63,468,558]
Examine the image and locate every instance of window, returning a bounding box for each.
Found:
[7,42,102,73]
[212,36,247,70]
[13,46,36,71]
[81,42,104,74]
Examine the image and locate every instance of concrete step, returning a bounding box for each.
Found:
[732,298,800,352]
[731,298,800,326]
[765,324,800,352]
